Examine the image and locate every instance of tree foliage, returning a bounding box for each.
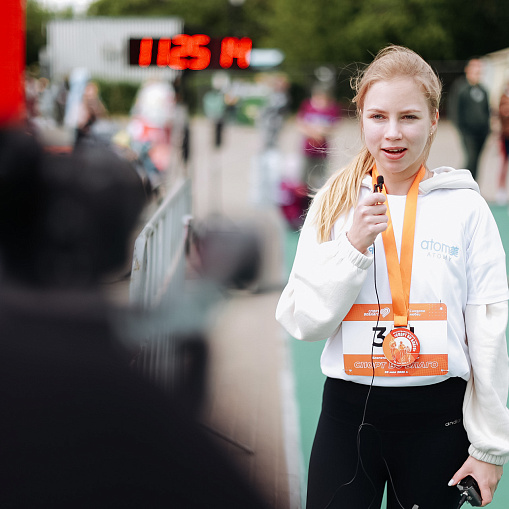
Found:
[440,0,509,60]
[27,0,509,82]
[87,0,274,40]
[264,0,455,69]
[84,0,509,67]
[26,0,52,67]
[26,0,77,68]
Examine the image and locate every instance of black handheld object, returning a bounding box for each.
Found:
[374,175,384,193]
[456,476,482,507]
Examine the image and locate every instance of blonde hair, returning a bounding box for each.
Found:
[312,45,442,243]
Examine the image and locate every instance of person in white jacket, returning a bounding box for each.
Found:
[276,45,509,509]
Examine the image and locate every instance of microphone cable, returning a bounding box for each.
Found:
[321,178,416,508]
[321,242,389,509]
[321,242,412,509]
[455,492,469,509]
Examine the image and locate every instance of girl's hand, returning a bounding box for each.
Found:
[346,192,388,253]
[449,456,503,506]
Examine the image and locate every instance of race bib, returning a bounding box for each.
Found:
[342,303,448,377]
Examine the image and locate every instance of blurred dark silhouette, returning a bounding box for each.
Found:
[191,214,262,290]
[0,130,144,288]
[448,58,491,181]
[0,128,271,509]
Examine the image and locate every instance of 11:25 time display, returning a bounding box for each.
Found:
[129,36,253,70]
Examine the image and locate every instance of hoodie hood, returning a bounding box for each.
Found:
[361,166,479,195]
[419,167,479,194]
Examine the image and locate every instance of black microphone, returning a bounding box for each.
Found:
[456,476,482,507]
[374,175,384,193]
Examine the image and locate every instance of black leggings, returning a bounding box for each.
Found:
[306,378,470,509]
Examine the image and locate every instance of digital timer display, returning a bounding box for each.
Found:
[129,36,253,70]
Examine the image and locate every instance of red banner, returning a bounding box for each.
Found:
[0,0,25,125]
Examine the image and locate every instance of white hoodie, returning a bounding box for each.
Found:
[276,167,509,465]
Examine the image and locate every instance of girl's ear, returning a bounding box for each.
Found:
[432,108,439,129]
[429,109,439,138]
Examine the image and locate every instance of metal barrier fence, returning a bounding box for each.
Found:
[129,176,193,392]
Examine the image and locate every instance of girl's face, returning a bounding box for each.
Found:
[362,77,438,181]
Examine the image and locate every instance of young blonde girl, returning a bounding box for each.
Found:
[277,46,509,508]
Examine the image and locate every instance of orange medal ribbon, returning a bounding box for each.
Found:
[372,165,426,328]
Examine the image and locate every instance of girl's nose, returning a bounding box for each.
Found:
[385,120,402,140]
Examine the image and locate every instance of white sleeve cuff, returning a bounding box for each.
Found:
[463,302,509,465]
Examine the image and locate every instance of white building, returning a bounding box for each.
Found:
[46,17,183,83]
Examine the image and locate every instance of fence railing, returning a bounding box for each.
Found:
[130,176,191,308]
[129,176,194,392]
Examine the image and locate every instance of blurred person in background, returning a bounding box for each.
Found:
[0,128,271,509]
[449,58,491,181]
[32,77,58,129]
[296,82,341,190]
[76,80,108,142]
[24,71,40,128]
[126,78,176,179]
[259,73,290,151]
[496,81,509,204]
[55,76,69,126]
[64,67,91,136]
[203,73,229,149]
[252,73,290,206]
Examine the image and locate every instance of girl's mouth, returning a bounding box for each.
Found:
[382,148,407,159]
[383,148,406,153]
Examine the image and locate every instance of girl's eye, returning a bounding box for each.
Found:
[402,114,418,120]
[370,114,385,120]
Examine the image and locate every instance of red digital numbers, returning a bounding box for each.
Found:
[156,38,172,67]
[219,37,252,69]
[138,38,153,67]
[131,36,252,70]
[167,34,211,70]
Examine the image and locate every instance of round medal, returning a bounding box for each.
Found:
[383,328,420,368]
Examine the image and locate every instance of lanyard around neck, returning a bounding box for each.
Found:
[372,165,425,327]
